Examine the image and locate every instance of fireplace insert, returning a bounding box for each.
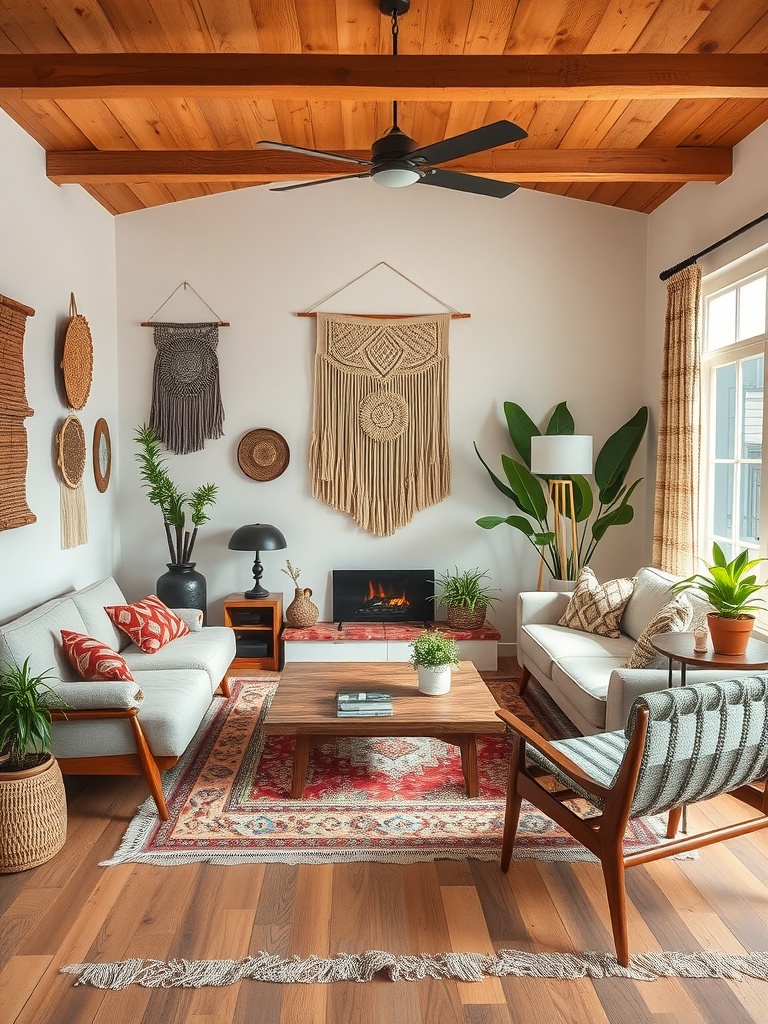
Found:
[332,569,434,626]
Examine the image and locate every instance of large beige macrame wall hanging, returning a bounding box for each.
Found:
[0,293,36,531]
[310,312,451,536]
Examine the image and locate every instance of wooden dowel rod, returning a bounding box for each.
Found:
[140,320,230,327]
[296,311,470,319]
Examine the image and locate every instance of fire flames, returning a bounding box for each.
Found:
[365,579,409,608]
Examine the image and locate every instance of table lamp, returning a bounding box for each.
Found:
[228,523,287,599]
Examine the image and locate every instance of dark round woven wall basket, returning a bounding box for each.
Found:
[0,756,67,873]
[446,604,487,630]
[237,428,290,482]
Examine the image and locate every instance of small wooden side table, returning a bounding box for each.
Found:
[223,592,283,671]
[651,632,768,687]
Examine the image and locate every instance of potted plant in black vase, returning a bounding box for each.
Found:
[0,659,68,873]
[672,542,768,656]
[134,425,218,616]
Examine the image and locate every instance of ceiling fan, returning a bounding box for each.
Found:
[259,0,528,199]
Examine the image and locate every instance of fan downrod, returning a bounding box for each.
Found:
[379,0,410,16]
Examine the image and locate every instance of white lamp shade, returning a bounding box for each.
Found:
[530,434,593,476]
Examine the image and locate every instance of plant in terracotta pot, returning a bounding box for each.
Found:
[431,567,501,630]
[0,658,68,873]
[672,542,768,656]
[134,425,218,614]
[409,629,460,696]
[281,560,319,628]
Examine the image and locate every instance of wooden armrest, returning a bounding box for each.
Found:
[495,708,612,801]
[50,708,140,721]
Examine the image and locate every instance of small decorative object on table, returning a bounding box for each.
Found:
[432,566,500,630]
[693,625,708,654]
[282,560,319,628]
[672,541,768,656]
[409,628,460,696]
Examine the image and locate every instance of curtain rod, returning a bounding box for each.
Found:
[659,210,768,282]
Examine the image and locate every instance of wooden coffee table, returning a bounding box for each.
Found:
[262,661,506,799]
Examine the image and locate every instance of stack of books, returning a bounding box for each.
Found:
[336,690,393,717]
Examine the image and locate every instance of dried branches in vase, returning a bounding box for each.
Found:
[282,560,319,629]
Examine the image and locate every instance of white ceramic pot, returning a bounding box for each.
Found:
[417,664,452,696]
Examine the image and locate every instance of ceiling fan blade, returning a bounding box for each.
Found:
[408,120,528,166]
[258,140,372,167]
[417,168,520,199]
[270,173,370,192]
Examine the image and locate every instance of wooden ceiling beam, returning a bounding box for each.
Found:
[4,53,768,101]
[46,147,732,184]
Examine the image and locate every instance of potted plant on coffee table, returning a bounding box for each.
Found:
[432,566,501,630]
[0,658,68,873]
[672,542,768,656]
[409,629,461,696]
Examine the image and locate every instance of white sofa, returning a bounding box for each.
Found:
[517,566,729,735]
[0,577,235,818]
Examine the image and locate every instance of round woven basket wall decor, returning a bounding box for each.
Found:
[237,428,290,482]
[61,293,93,410]
[57,414,86,488]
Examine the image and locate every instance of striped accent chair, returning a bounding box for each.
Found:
[497,678,768,966]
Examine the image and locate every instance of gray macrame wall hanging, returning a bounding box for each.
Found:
[143,283,227,455]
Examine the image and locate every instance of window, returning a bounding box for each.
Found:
[702,262,768,581]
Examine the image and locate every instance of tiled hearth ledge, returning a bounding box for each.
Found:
[282,621,500,671]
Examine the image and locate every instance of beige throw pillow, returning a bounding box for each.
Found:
[623,595,693,669]
[558,566,636,639]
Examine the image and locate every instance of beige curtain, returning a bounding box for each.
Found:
[652,264,702,576]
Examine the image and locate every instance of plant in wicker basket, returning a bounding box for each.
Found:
[431,567,501,630]
[0,658,68,873]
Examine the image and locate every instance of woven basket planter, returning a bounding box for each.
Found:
[446,604,487,630]
[0,755,67,873]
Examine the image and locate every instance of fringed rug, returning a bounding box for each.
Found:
[103,675,668,867]
[62,950,768,988]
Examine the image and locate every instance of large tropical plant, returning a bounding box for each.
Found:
[134,425,218,565]
[475,401,648,581]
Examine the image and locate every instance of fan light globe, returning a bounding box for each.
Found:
[372,165,421,188]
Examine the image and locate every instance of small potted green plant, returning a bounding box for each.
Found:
[432,566,501,630]
[409,629,461,696]
[0,659,68,873]
[672,542,768,656]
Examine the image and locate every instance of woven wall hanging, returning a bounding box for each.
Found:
[310,312,451,536]
[57,414,88,549]
[61,293,93,410]
[143,283,227,455]
[0,293,36,532]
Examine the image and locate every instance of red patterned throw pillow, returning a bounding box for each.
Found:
[61,630,135,681]
[104,594,190,654]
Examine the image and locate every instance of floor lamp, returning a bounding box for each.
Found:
[530,435,593,589]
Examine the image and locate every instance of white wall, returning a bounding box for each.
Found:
[0,110,119,622]
[644,119,768,552]
[115,177,648,643]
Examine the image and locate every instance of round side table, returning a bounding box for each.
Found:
[651,632,768,687]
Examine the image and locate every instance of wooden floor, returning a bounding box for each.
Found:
[3,660,768,1023]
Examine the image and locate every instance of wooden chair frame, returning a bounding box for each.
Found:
[497,707,768,966]
[49,678,231,822]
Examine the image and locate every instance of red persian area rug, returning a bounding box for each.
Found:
[102,675,670,867]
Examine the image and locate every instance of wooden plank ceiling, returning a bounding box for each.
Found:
[1,0,767,216]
